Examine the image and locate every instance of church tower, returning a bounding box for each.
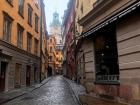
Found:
[50,11,62,46]
[48,11,63,75]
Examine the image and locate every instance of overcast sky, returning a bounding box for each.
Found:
[44,0,69,33]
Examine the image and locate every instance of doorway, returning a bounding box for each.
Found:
[0,62,8,92]
[26,65,31,86]
[15,64,22,88]
[34,67,37,83]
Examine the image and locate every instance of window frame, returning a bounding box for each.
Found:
[17,23,24,48]
[28,4,33,27]
[27,32,32,52]
[3,11,13,43]
[94,24,119,85]
[35,14,39,33]
[34,38,38,55]
[18,0,24,18]
[6,0,13,7]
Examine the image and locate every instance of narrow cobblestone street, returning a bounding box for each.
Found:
[3,76,80,105]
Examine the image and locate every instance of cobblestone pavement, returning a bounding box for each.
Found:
[3,76,80,105]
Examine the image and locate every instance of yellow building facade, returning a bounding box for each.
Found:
[0,0,43,92]
[48,35,57,75]
[75,0,96,84]
[48,11,63,75]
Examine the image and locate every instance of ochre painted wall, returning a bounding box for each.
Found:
[0,0,41,56]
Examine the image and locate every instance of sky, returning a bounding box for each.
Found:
[44,0,69,33]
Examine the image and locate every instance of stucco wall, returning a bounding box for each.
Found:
[0,0,41,56]
[82,39,95,80]
[116,10,140,102]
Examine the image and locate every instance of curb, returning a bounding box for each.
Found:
[0,77,52,105]
[0,92,26,105]
[63,77,82,105]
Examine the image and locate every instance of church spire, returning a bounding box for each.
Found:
[50,11,61,27]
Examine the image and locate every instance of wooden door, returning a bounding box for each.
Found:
[26,65,31,86]
[0,62,7,92]
[15,64,21,88]
[34,67,37,83]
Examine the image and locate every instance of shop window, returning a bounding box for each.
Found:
[94,25,119,84]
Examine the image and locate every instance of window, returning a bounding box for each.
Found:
[7,0,13,6]
[49,56,52,62]
[76,0,79,8]
[50,47,52,53]
[34,38,38,55]
[60,40,62,44]
[28,4,33,26]
[81,2,83,14]
[94,24,119,84]
[50,39,52,43]
[35,14,39,32]
[34,0,40,8]
[18,0,24,17]
[27,33,32,52]
[3,12,13,42]
[17,24,24,48]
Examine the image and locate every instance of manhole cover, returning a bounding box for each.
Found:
[21,97,34,100]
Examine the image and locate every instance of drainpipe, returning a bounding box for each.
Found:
[40,0,43,83]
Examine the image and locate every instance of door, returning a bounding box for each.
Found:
[0,62,7,92]
[15,64,21,88]
[34,67,37,83]
[26,65,31,86]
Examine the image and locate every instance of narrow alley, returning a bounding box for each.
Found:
[3,76,80,105]
[1,0,140,105]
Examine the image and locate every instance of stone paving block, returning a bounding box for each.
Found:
[0,77,52,104]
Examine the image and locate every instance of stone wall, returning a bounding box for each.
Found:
[0,40,40,91]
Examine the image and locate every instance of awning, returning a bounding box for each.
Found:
[82,1,140,38]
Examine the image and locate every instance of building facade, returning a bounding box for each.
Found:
[76,0,140,104]
[62,0,75,79]
[48,35,57,75]
[48,12,63,75]
[75,0,96,84]
[41,1,48,80]
[0,0,45,92]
